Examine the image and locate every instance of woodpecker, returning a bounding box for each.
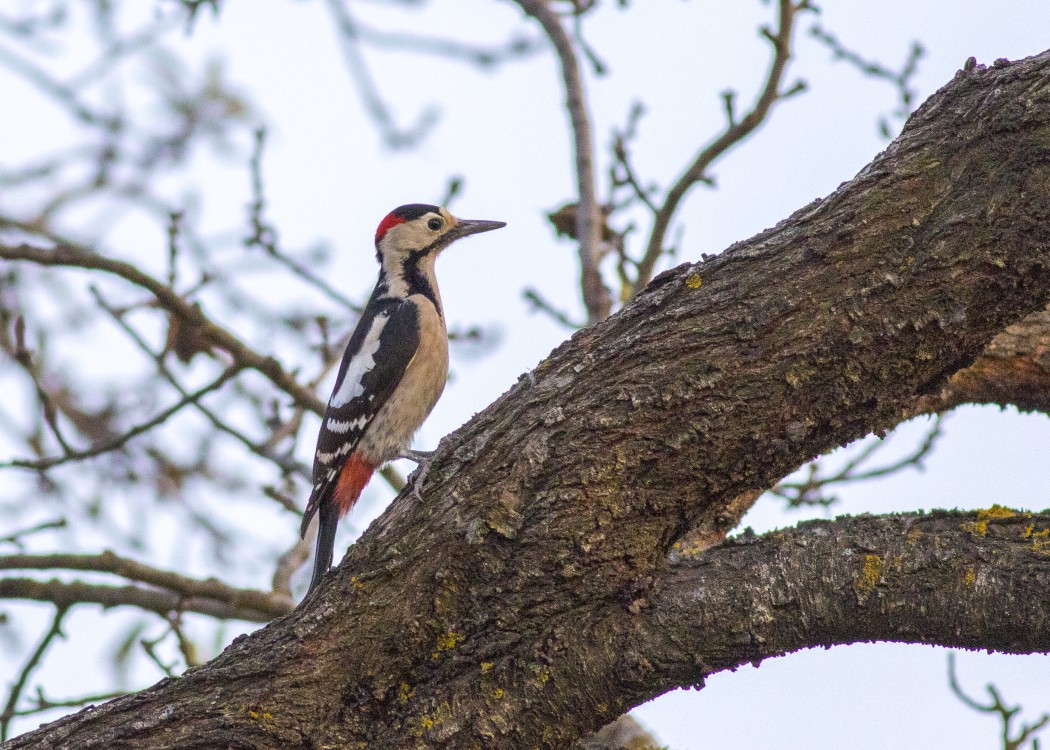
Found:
[301,203,505,593]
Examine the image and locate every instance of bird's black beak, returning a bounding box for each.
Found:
[451,218,507,240]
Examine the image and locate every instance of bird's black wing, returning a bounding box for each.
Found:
[300,298,421,538]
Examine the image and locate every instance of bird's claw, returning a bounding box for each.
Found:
[398,449,435,502]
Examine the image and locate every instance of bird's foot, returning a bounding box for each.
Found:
[398,449,435,501]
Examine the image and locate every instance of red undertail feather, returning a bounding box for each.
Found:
[334,454,376,517]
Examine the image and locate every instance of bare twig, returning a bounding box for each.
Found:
[522,287,585,330]
[635,0,810,295]
[10,315,74,454]
[324,0,437,148]
[347,20,540,68]
[168,613,200,668]
[140,629,178,678]
[0,519,67,549]
[12,688,126,718]
[0,575,291,624]
[811,25,924,138]
[272,534,315,598]
[770,415,944,507]
[244,129,362,313]
[0,551,293,620]
[0,42,116,127]
[611,103,658,215]
[0,238,327,415]
[948,653,1049,750]
[1,366,241,471]
[516,0,611,324]
[0,606,68,742]
[90,286,311,483]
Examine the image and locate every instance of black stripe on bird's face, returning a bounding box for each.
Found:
[402,249,442,316]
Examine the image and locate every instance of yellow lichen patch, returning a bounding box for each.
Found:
[1028,526,1050,556]
[349,575,365,591]
[534,665,552,686]
[432,630,464,659]
[242,705,276,726]
[963,566,976,587]
[491,688,505,700]
[960,505,1020,537]
[410,702,453,738]
[906,527,923,546]
[480,661,494,674]
[856,554,884,595]
[684,272,702,289]
[399,682,414,704]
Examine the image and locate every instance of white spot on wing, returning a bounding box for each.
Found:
[316,442,355,465]
[329,315,388,408]
[326,415,369,434]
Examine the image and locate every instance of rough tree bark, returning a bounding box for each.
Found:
[7,50,1050,750]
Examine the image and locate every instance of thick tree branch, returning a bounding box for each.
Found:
[7,49,1050,750]
[639,510,1050,696]
[919,306,1050,414]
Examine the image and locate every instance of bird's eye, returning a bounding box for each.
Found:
[427,217,443,231]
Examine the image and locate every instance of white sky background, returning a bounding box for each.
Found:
[2,0,1050,745]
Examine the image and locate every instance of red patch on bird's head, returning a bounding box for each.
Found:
[375,212,407,244]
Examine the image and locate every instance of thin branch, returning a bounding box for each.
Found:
[611,103,658,215]
[635,0,810,295]
[13,688,127,719]
[516,0,610,324]
[347,20,541,68]
[324,0,438,148]
[272,534,315,598]
[0,366,241,471]
[0,41,116,128]
[244,128,362,313]
[770,415,944,507]
[0,519,67,549]
[140,628,179,678]
[0,606,68,742]
[0,551,294,620]
[0,576,291,624]
[948,653,1050,750]
[811,25,924,137]
[90,286,310,481]
[522,287,585,329]
[168,613,200,669]
[0,237,327,415]
[10,315,74,454]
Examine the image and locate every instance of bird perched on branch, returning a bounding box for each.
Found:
[301,204,505,593]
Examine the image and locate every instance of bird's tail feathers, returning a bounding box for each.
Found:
[305,455,376,593]
[308,501,339,593]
